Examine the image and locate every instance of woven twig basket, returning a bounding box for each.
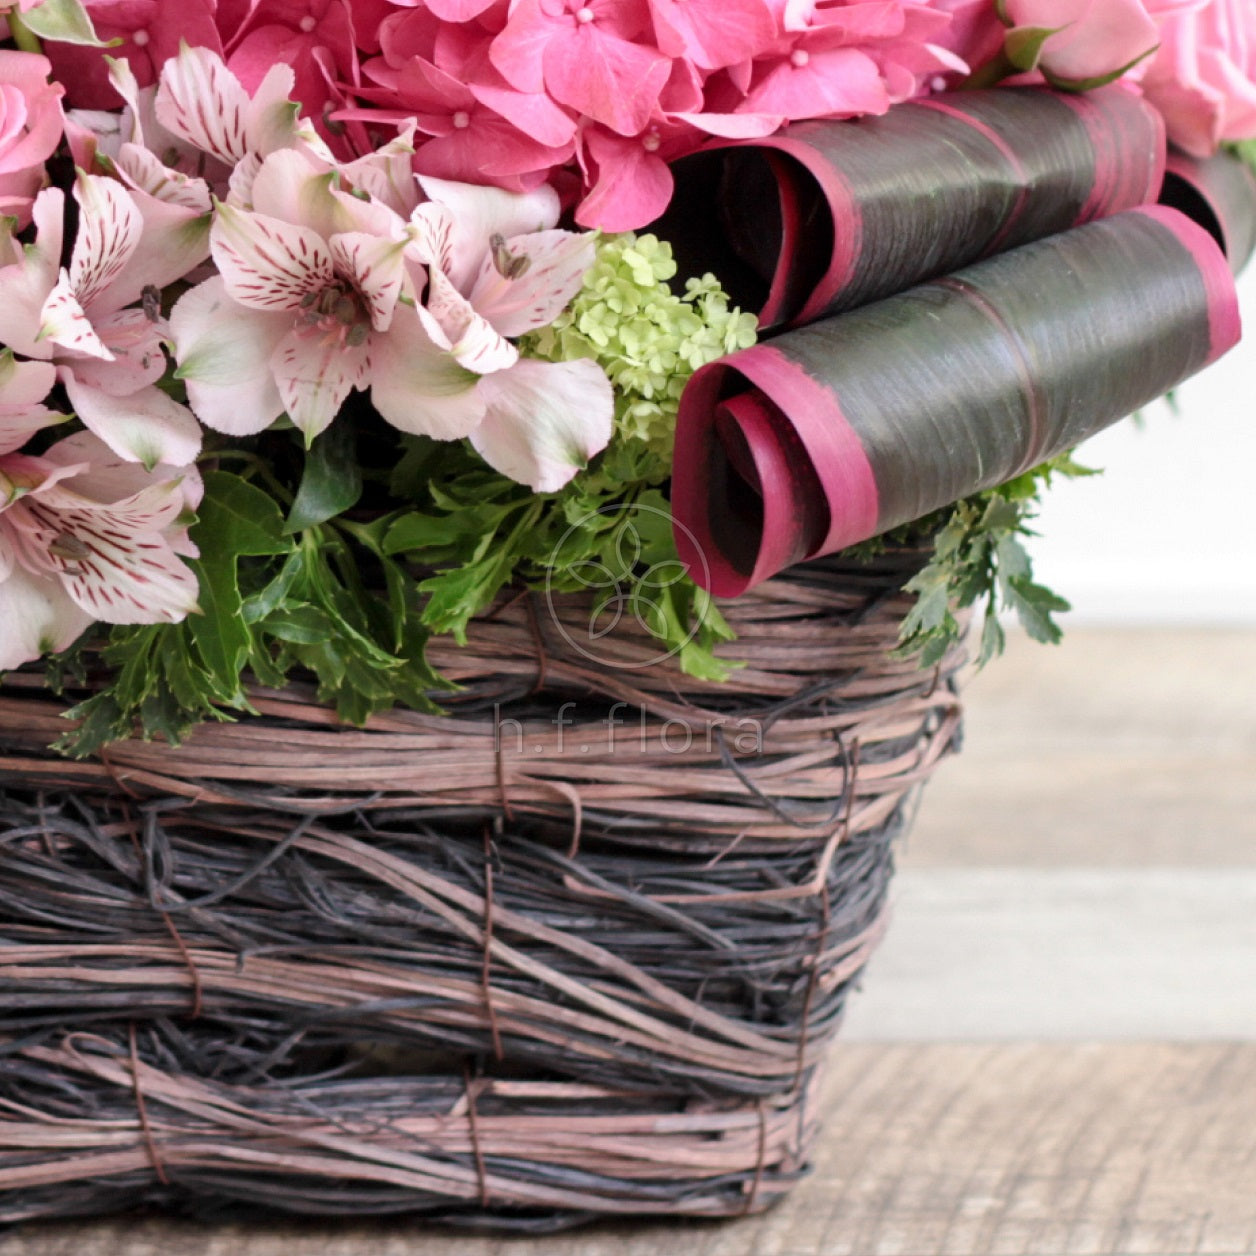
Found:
[0,547,965,1229]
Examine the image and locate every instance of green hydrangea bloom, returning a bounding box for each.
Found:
[523,232,757,469]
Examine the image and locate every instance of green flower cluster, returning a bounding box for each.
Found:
[524,233,757,463]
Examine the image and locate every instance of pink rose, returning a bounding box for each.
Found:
[1002,0,1159,84]
[1140,0,1256,155]
[0,51,64,228]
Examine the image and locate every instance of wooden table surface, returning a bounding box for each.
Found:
[4,628,1255,1256]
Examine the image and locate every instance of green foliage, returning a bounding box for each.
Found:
[894,453,1095,668]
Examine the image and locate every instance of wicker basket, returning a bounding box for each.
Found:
[0,546,965,1228]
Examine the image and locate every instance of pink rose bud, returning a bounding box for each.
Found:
[1002,0,1159,86]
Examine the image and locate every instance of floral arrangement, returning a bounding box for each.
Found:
[1,0,1255,753]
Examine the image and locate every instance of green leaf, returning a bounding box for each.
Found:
[262,605,335,645]
[1004,25,1060,72]
[1044,42,1160,92]
[187,472,290,683]
[1006,577,1070,644]
[285,423,363,534]
[419,555,512,643]
[17,0,105,45]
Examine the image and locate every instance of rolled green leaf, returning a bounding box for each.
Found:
[671,207,1239,597]
[1161,148,1256,275]
[655,86,1165,330]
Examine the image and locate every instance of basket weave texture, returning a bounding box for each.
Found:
[0,548,965,1228]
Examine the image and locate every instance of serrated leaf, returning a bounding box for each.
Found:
[1006,577,1070,644]
[187,472,291,684]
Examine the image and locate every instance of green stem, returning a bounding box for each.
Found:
[6,11,42,53]
[961,49,1016,91]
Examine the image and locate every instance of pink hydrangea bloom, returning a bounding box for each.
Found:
[1140,0,1256,155]
[220,0,357,143]
[44,0,222,109]
[0,50,64,228]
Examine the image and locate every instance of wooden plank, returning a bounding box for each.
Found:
[841,868,1256,1040]
[6,1045,1256,1256]
[904,628,1256,869]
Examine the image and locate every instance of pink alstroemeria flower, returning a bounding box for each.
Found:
[153,43,331,205]
[0,172,210,470]
[0,356,201,669]
[394,175,613,492]
[170,145,413,443]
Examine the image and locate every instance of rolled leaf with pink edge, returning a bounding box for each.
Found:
[671,207,1241,598]
[1161,147,1256,275]
[654,86,1165,330]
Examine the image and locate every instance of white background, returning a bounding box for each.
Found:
[1026,268,1256,624]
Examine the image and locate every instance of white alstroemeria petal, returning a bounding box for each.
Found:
[370,305,487,440]
[101,190,213,315]
[156,45,255,165]
[115,143,213,213]
[416,176,561,293]
[469,229,596,339]
[244,62,303,156]
[0,355,57,414]
[70,310,168,397]
[340,124,420,217]
[211,202,334,312]
[270,328,370,443]
[406,203,457,277]
[41,430,201,512]
[0,408,63,459]
[170,276,288,436]
[40,273,113,361]
[69,174,144,312]
[0,191,66,359]
[329,232,407,332]
[420,268,518,375]
[0,566,94,668]
[28,486,200,625]
[227,151,263,209]
[61,374,203,471]
[249,147,339,240]
[471,358,613,493]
